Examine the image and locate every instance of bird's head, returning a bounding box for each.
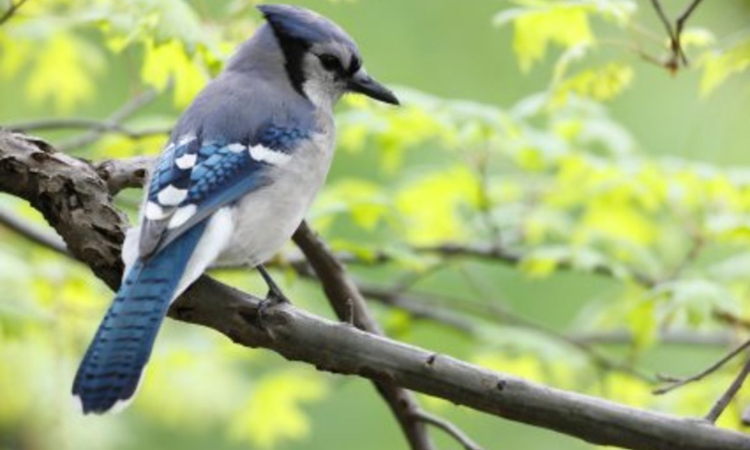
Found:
[257,4,399,108]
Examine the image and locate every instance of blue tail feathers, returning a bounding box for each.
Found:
[72,223,207,414]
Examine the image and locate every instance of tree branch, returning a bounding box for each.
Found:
[363,285,654,382]
[0,131,126,288]
[648,0,705,72]
[654,338,750,395]
[7,118,170,140]
[3,130,750,450]
[412,411,485,450]
[0,0,29,26]
[55,87,163,152]
[705,354,750,423]
[93,155,153,195]
[0,203,68,255]
[675,0,705,46]
[333,243,656,288]
[292,222,438,450]
[173,282,750,450]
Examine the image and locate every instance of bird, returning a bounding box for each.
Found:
[72,4,399,414]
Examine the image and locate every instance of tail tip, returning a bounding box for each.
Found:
[72,387,137,415]
[72,393,85,415]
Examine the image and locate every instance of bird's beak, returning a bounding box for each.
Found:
[347,69,400,105]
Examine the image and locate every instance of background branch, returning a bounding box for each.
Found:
[706,354,750,423]
[412,411,485,450]
[655,338,750,395]
[0,0,29,26]
[55,86,164,152]
[0,203,68,255]
[648,0,705,71]
[7,118,170,140]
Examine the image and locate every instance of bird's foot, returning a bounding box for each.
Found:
[256,290,289,332]
[256,265,291,331]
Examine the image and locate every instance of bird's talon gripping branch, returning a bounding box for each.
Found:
[257,264,291,306]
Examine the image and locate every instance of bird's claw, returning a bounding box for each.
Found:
[256,289,290,331]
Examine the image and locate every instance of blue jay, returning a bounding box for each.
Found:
[72,4,399,414]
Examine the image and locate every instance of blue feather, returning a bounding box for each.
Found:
[142,126,310,254]
[72,221,207,414]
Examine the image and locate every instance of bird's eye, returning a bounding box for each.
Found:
[348,57,362,75]
[318,54,341,72]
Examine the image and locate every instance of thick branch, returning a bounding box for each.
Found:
[0,132,126,288]
[3,130,750,450]
[174,280,750,450]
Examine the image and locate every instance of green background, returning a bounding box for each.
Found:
[2,1,750,450]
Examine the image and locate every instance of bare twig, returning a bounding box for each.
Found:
[413,243,657,287]
[662,232,704,283]
[714,310,750,332]
[675,0,705,44]
[56,87,164,152]
[648,0,705,71]
[5,130,750,450]
[365,285,655,382]
[0,204,68,255]
[358,285,477,335]
[706,354,750,423]
[650,0,677,45]
[94,155,153,195]
[0,0,29,26]
[573,330,733,348]
[413,411,485,450]
[474,145,503,247]
[276,261,732,348]
[7,118,169,140]
[654,338,750,395]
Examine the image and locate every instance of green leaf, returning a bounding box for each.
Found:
[315,179,390,231]
[700,37,750,95]
[494,1,636,71]
[627,297,657,349]
[552,62,634,106]
[137,347,242,427]
[396,167,481,245]
[92,0,210,51]
[141,38,209,106]
[229,370,328,449]
[656,279,738,327]
[520,254,558,278]
[511,4,594,72]
[679,28,715,50]
[25,33,105,112]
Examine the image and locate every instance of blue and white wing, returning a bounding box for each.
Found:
[138,125,308,259]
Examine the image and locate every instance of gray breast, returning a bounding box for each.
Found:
[218,127,336,266]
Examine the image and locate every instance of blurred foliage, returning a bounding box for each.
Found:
[2,0,750,450]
